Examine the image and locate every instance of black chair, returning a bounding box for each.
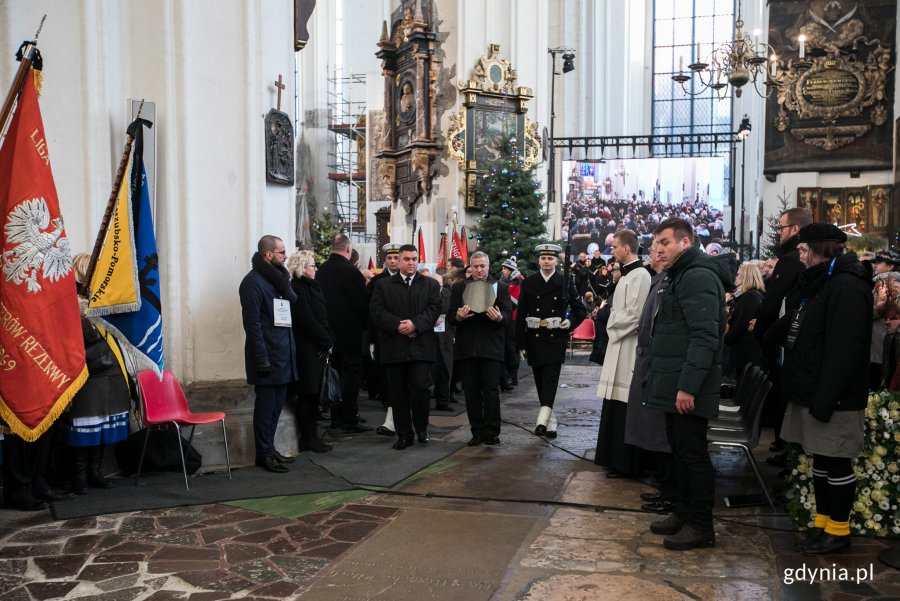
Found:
[708,379,775,510]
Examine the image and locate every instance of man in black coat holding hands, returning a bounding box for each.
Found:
[370,244,443,449]
[239,235,298,473]
[516,243,587,438]
[448,251,512,446]
[317,234,370,433]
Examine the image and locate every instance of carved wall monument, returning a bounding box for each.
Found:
[374,0,442,213]
[447,44,542,209]
[764,0,895,175]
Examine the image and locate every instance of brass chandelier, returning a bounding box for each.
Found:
[671,2,790,98]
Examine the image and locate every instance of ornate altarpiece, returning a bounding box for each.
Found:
[374,0,442,212]
[764,0,895,176]
[447,45,542,209]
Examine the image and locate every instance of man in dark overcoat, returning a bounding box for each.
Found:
[368,243,402,436]
[448,251,512,445]
[370,244,443,449]
[317,234,370,432]
[239,235,298,473]
[516,243,587,438]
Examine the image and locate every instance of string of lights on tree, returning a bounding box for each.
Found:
[471,134,547,274]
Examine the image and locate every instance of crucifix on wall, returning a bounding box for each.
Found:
[265,73,294,185]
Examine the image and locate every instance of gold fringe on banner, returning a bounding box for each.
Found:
[0,365,88,442]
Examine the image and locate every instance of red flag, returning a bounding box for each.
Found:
[367,256,375,270]
[436,233,446,270]
[450,229,462,260]
[0,71,87,440]
[459,226,469,263]
[417,228,426,263]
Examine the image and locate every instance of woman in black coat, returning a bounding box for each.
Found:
[724,262,765,379]
[287,251,335,453]
[764,224,872,556]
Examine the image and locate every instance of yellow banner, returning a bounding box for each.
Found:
[86,158,140,315]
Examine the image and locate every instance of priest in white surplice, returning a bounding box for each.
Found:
[594,229,652,477]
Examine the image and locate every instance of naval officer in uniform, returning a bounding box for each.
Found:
[516,243,587,438]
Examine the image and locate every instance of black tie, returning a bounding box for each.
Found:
[405,276,412,287]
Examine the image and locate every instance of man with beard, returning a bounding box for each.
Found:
[516,244,587,438]
[239,235,298,473]
[448,251,512,445]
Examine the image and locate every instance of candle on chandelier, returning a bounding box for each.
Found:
[798,35,806,59]
[770,54,777,76]
[679,55,684,71]
[696,42,701,60]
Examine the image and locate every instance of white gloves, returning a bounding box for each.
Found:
[560,319,571,329]
[526,317,541,329]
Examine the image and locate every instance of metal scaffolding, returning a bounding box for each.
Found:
[327,72,369,241]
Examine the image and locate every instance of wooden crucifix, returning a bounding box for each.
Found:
[275,74,286,111]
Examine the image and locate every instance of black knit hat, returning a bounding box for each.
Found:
[797,223,847,244]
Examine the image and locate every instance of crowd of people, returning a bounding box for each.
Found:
[4,209,885,560]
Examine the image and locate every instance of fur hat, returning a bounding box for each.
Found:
[797,223,848,244]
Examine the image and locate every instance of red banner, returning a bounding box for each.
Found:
[0,72,87,440]
[451,229,462,260]
[459,226,469,263]
[436,233,446,270]
[417,228,426,263]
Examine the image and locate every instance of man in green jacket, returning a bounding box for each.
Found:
[644,217,736,550]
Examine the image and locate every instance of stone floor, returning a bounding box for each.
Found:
[1,357,898,600]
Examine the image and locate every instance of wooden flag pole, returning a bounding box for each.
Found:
[0,16,47,139]
[84,101,146,292]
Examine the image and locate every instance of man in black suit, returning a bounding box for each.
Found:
[448,251,512,446]
[370,244,443,449]
[516,243,587,438]
[316,234,371,433]
[368,242,402,436]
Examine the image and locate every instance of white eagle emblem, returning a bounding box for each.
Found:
[2,197,72,293]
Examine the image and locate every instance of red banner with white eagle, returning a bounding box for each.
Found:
[0,70,87,440]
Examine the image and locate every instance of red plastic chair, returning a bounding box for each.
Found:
[135,369,232,489]
[569,318,596,357]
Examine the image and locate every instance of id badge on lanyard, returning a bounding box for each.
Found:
[273,298,292,327]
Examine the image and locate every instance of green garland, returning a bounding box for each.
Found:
[784,390,900,537]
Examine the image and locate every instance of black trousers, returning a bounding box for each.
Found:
[459,358,503,438]
[665,412,715,531]
[253,384,287,459]
[332,352,363,424]
[504,319,519,382]
[533,363,562,408]
[384,361,432,438]
[432,358,451,405]
[654,451,678,503]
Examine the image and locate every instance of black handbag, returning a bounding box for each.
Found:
[319,353,343,411]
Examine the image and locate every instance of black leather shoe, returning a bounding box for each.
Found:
[467,436,484,446]
[375,426,395,436]
[393,436,414,450]
[341,424,373,433]
[793,527,824,552]
[534,425,547,436]
[545,431,557,439]
[356,416,368,424]
[256,456,289,473]
[434,404,453,412]
[801,533,851,555]
[499,380,513,392]
[33,486,75,502]
[484,437,500,445]
[640,492,661,502]
[641,499,675,513]
[272,450,296,464]
[417,432,430,444]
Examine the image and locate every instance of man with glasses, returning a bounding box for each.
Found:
[753,207,812,456]
[239,235,298,473]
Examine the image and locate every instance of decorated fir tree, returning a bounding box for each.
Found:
[471,136,547,276]
[763,188,791,258]
[310,209,342,265]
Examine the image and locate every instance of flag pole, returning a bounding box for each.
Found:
[0,16,47,139]
[84,101,146,292]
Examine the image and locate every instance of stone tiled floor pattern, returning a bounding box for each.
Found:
[0,502,398,600]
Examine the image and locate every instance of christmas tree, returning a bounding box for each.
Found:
[471,135,547,276]
[762,188,791,258]
[310,209,342,265]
